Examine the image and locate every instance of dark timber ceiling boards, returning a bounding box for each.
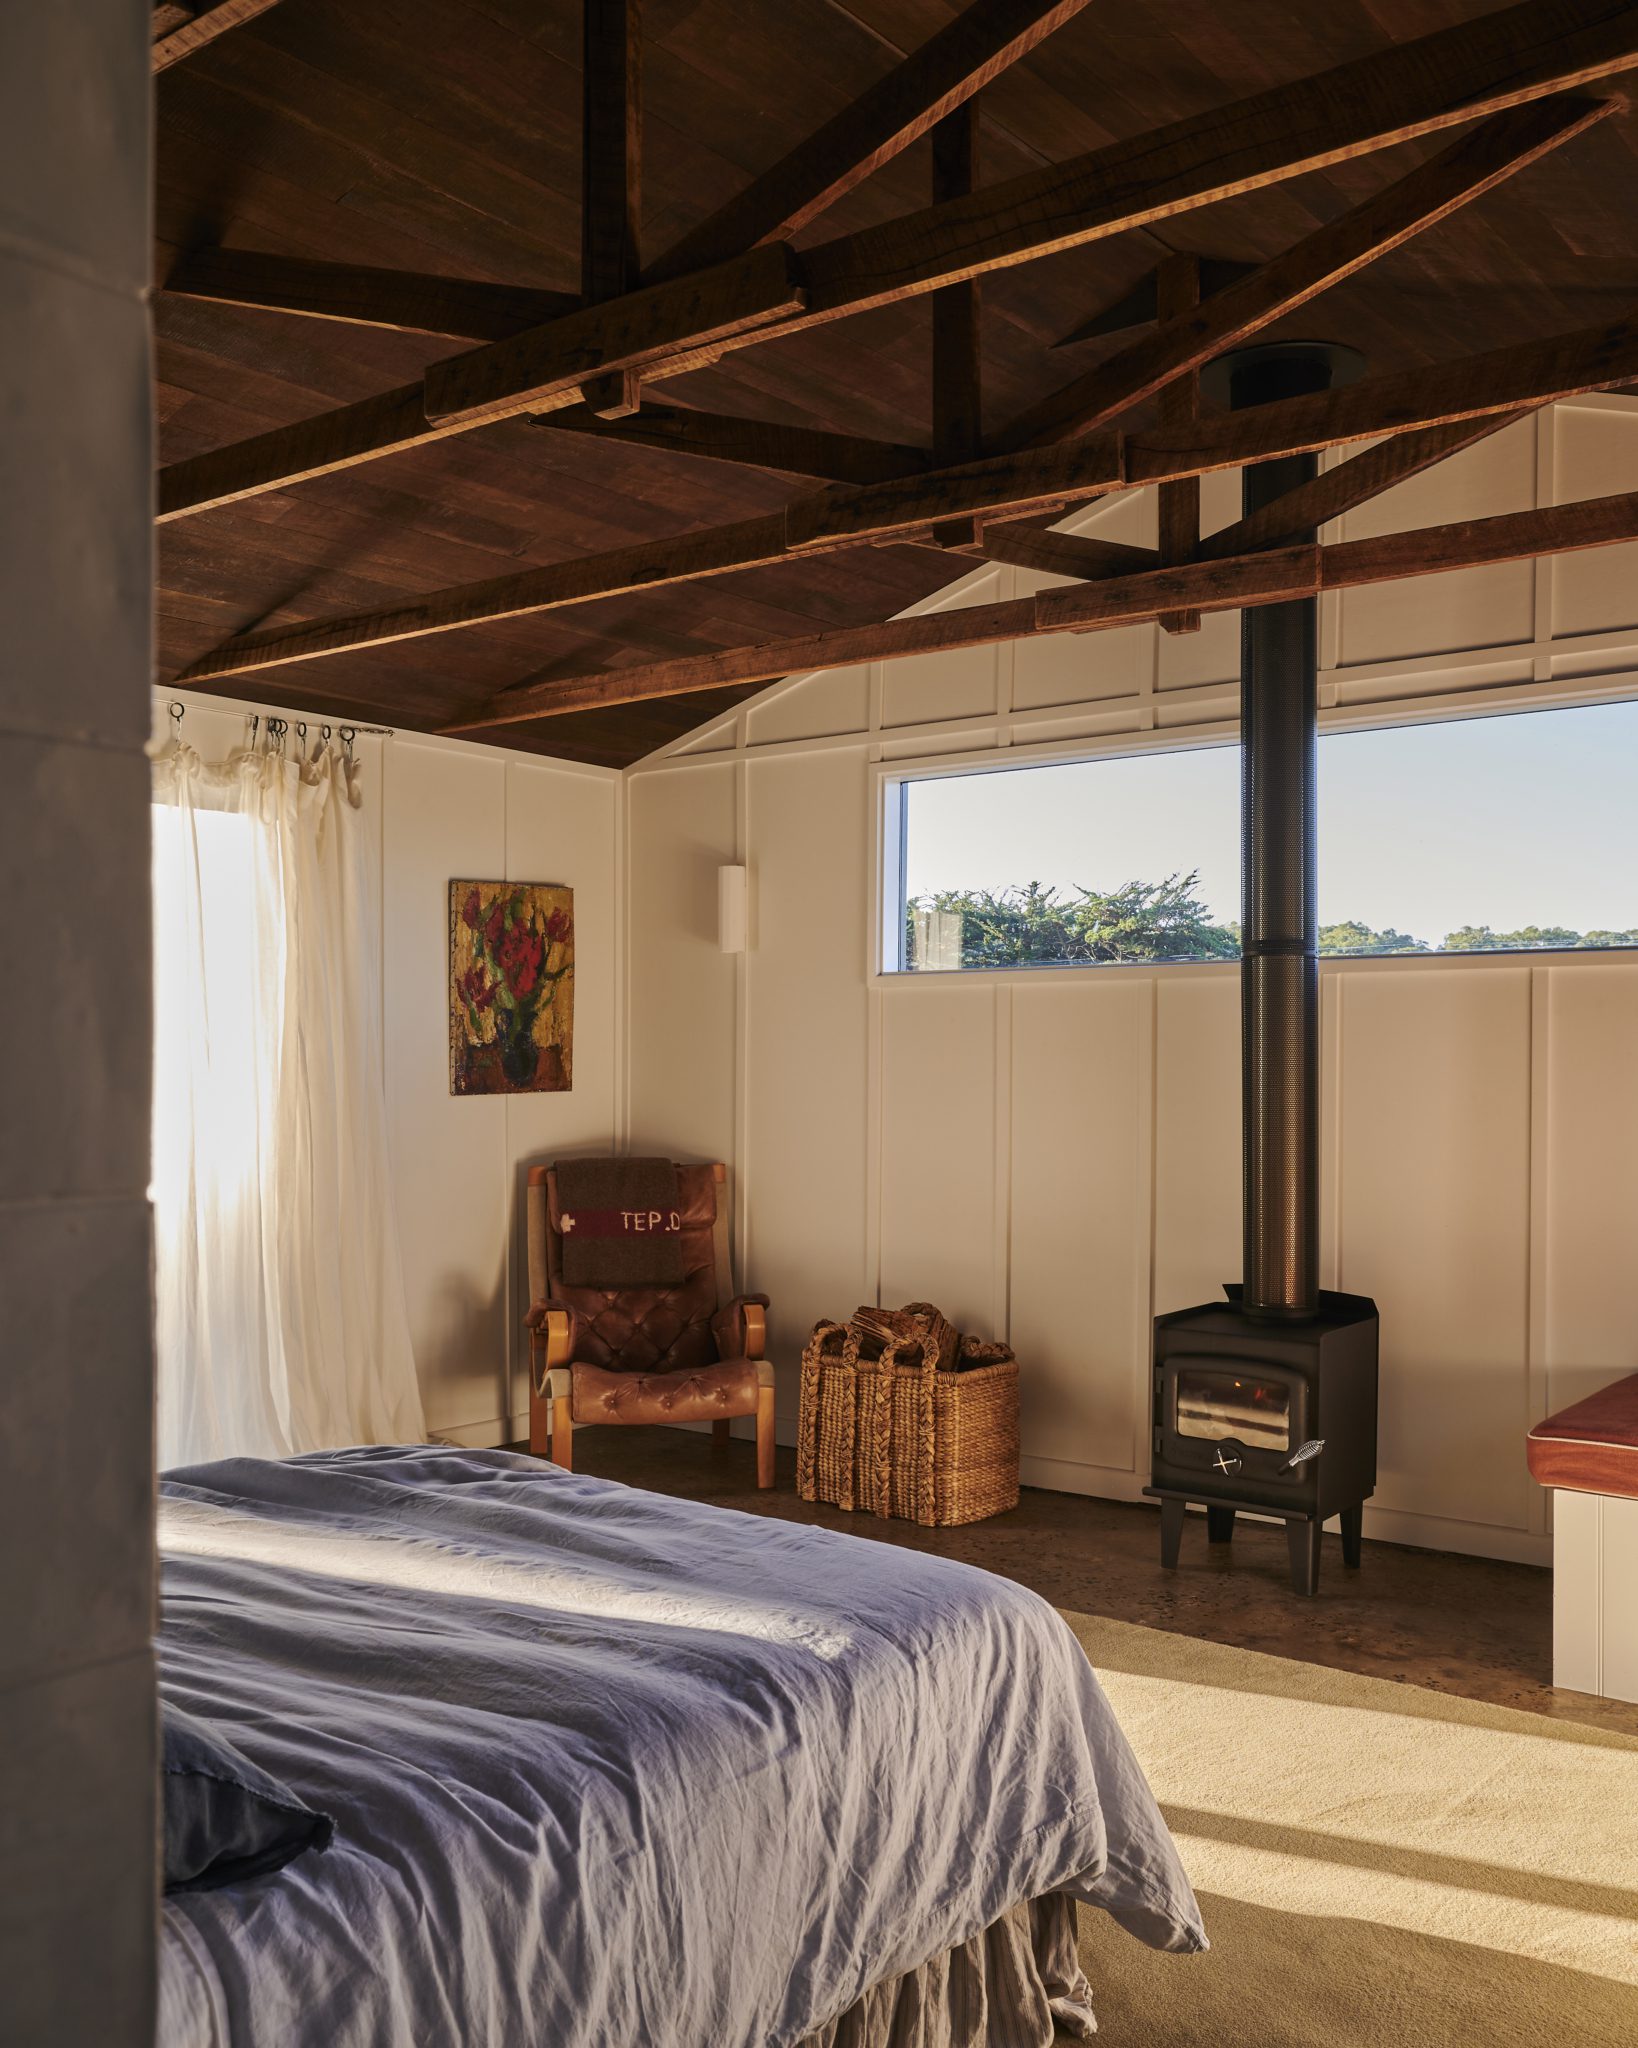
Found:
[153,1,1638,766]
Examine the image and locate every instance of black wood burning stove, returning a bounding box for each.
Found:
[1146,341,1379,1597]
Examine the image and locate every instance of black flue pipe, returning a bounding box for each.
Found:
[1211,342,1364,1319]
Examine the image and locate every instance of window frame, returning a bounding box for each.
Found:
[872,681,1638,984]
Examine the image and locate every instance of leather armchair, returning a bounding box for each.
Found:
[525,1161,776,1486]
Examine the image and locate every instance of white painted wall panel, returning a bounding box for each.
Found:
[382,738,510,1437]
[1153,972,1242,1318]
[1552,402,1638,636]
[624,760,738,1165]
[1336,968,1533,1533]
[882,641,999,728]
[746,663,871,745]
[878,985,999,1335]
[743,749,875,1429]
[1010,980,1151,1478]
[1542,963,1638,1413]
[1334,419,1538,663]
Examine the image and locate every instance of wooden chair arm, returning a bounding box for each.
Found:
[526,1303,576,1386]
[712,1294,769,1362]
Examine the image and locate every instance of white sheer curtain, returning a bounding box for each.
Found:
[151,730,425,1469]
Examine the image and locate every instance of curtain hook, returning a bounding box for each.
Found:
[340,725,356,761]
[248,713,260,746]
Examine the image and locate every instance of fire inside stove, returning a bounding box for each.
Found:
[1174,1368,1291,1452]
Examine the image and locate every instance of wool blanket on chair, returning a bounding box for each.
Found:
[555,1154,686,1287]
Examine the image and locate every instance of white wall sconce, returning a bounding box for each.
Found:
[718,864,749,953]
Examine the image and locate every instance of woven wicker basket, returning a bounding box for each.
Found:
[796,1303,1019,1527]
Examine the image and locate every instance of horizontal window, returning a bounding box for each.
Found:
[884,700,1638,974]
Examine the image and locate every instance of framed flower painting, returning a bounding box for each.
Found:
[449,880,574,1095]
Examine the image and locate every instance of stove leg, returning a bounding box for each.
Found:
[1285,1516,1321,1597]
[1340,1504,1363,1569]
[1160,1497,1186,1569]
[1206,1506,1236,1544]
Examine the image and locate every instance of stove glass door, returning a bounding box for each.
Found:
[1174,1367,1291,1451]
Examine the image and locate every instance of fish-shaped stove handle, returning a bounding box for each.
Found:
[1285,1439,1325,1469]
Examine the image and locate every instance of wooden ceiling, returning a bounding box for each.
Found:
[153,0,1638,765]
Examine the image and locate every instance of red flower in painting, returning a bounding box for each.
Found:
[545,907,570,946]
[458,964,497,1012]
[461,887,482,930]
[483,899,507,949]
[497,921,545,1000]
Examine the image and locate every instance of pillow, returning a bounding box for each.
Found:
[162,1702,334,1895]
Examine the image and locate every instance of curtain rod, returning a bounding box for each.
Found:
[165,700,395,738]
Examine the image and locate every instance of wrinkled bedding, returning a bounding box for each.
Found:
[156,1447,1204,2047]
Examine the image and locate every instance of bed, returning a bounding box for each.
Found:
[156,1446,1205,2046]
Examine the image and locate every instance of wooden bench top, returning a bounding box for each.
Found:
[1527,1372,1638,1500]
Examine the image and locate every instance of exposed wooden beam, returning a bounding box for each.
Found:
[154,1,1638,519]
[153,0,281,71]
[581,0,642,302]
[992,92,1614,453]
[1051,257,1257,347]
[447,490,1638,727]
[534,405,932,484]
[644,0,1097,283]
[1199,411,1534,559]
[157,244,807,521]
[798,0,1638,319]
[171,312,1638,678]
[1124,314,1638,481]
[162,248,582,341]
[580,0,644,415]
[931,102,984,546]
[1154,253,1203,632]
[152,6,197,39]
[173,436,1122,684]
[978,527,1161,578]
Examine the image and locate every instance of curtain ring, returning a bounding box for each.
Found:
[321,724,332,743]
[340,725,356,760]
[248,713,260,746]
[168,700,185,727]
[295,721,307,741]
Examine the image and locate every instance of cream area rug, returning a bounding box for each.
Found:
[1064,1612,1638,2048]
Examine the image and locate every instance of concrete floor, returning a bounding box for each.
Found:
[519,1424,1638,1740]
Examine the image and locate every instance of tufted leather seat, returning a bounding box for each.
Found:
[570,1357,762,1427]
[525,1159,776,1486]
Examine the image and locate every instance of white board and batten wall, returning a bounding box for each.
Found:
[152,695,624,1449]
[625,398,1638,1566]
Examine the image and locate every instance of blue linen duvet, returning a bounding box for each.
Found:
[156,1446,1204,2047]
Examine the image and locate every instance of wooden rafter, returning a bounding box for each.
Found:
[978,528,1160,578]
[170,312,1638,684]
[644,0,1097,283]
[445,491,1638,729]
[1198,412,1535,559]
[536,406,932,484]
[157,244,807,522]
[1051,257,1256,347]
[152,0,281,72]
[580,0,645,417]
[1154,253,1203,633]
[1123,315,1638,481]
[155,0,1638,523]
[931,101,984,546]
[990,92,1614,453]
[174,436,1123,684]
[162,249,582,341]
